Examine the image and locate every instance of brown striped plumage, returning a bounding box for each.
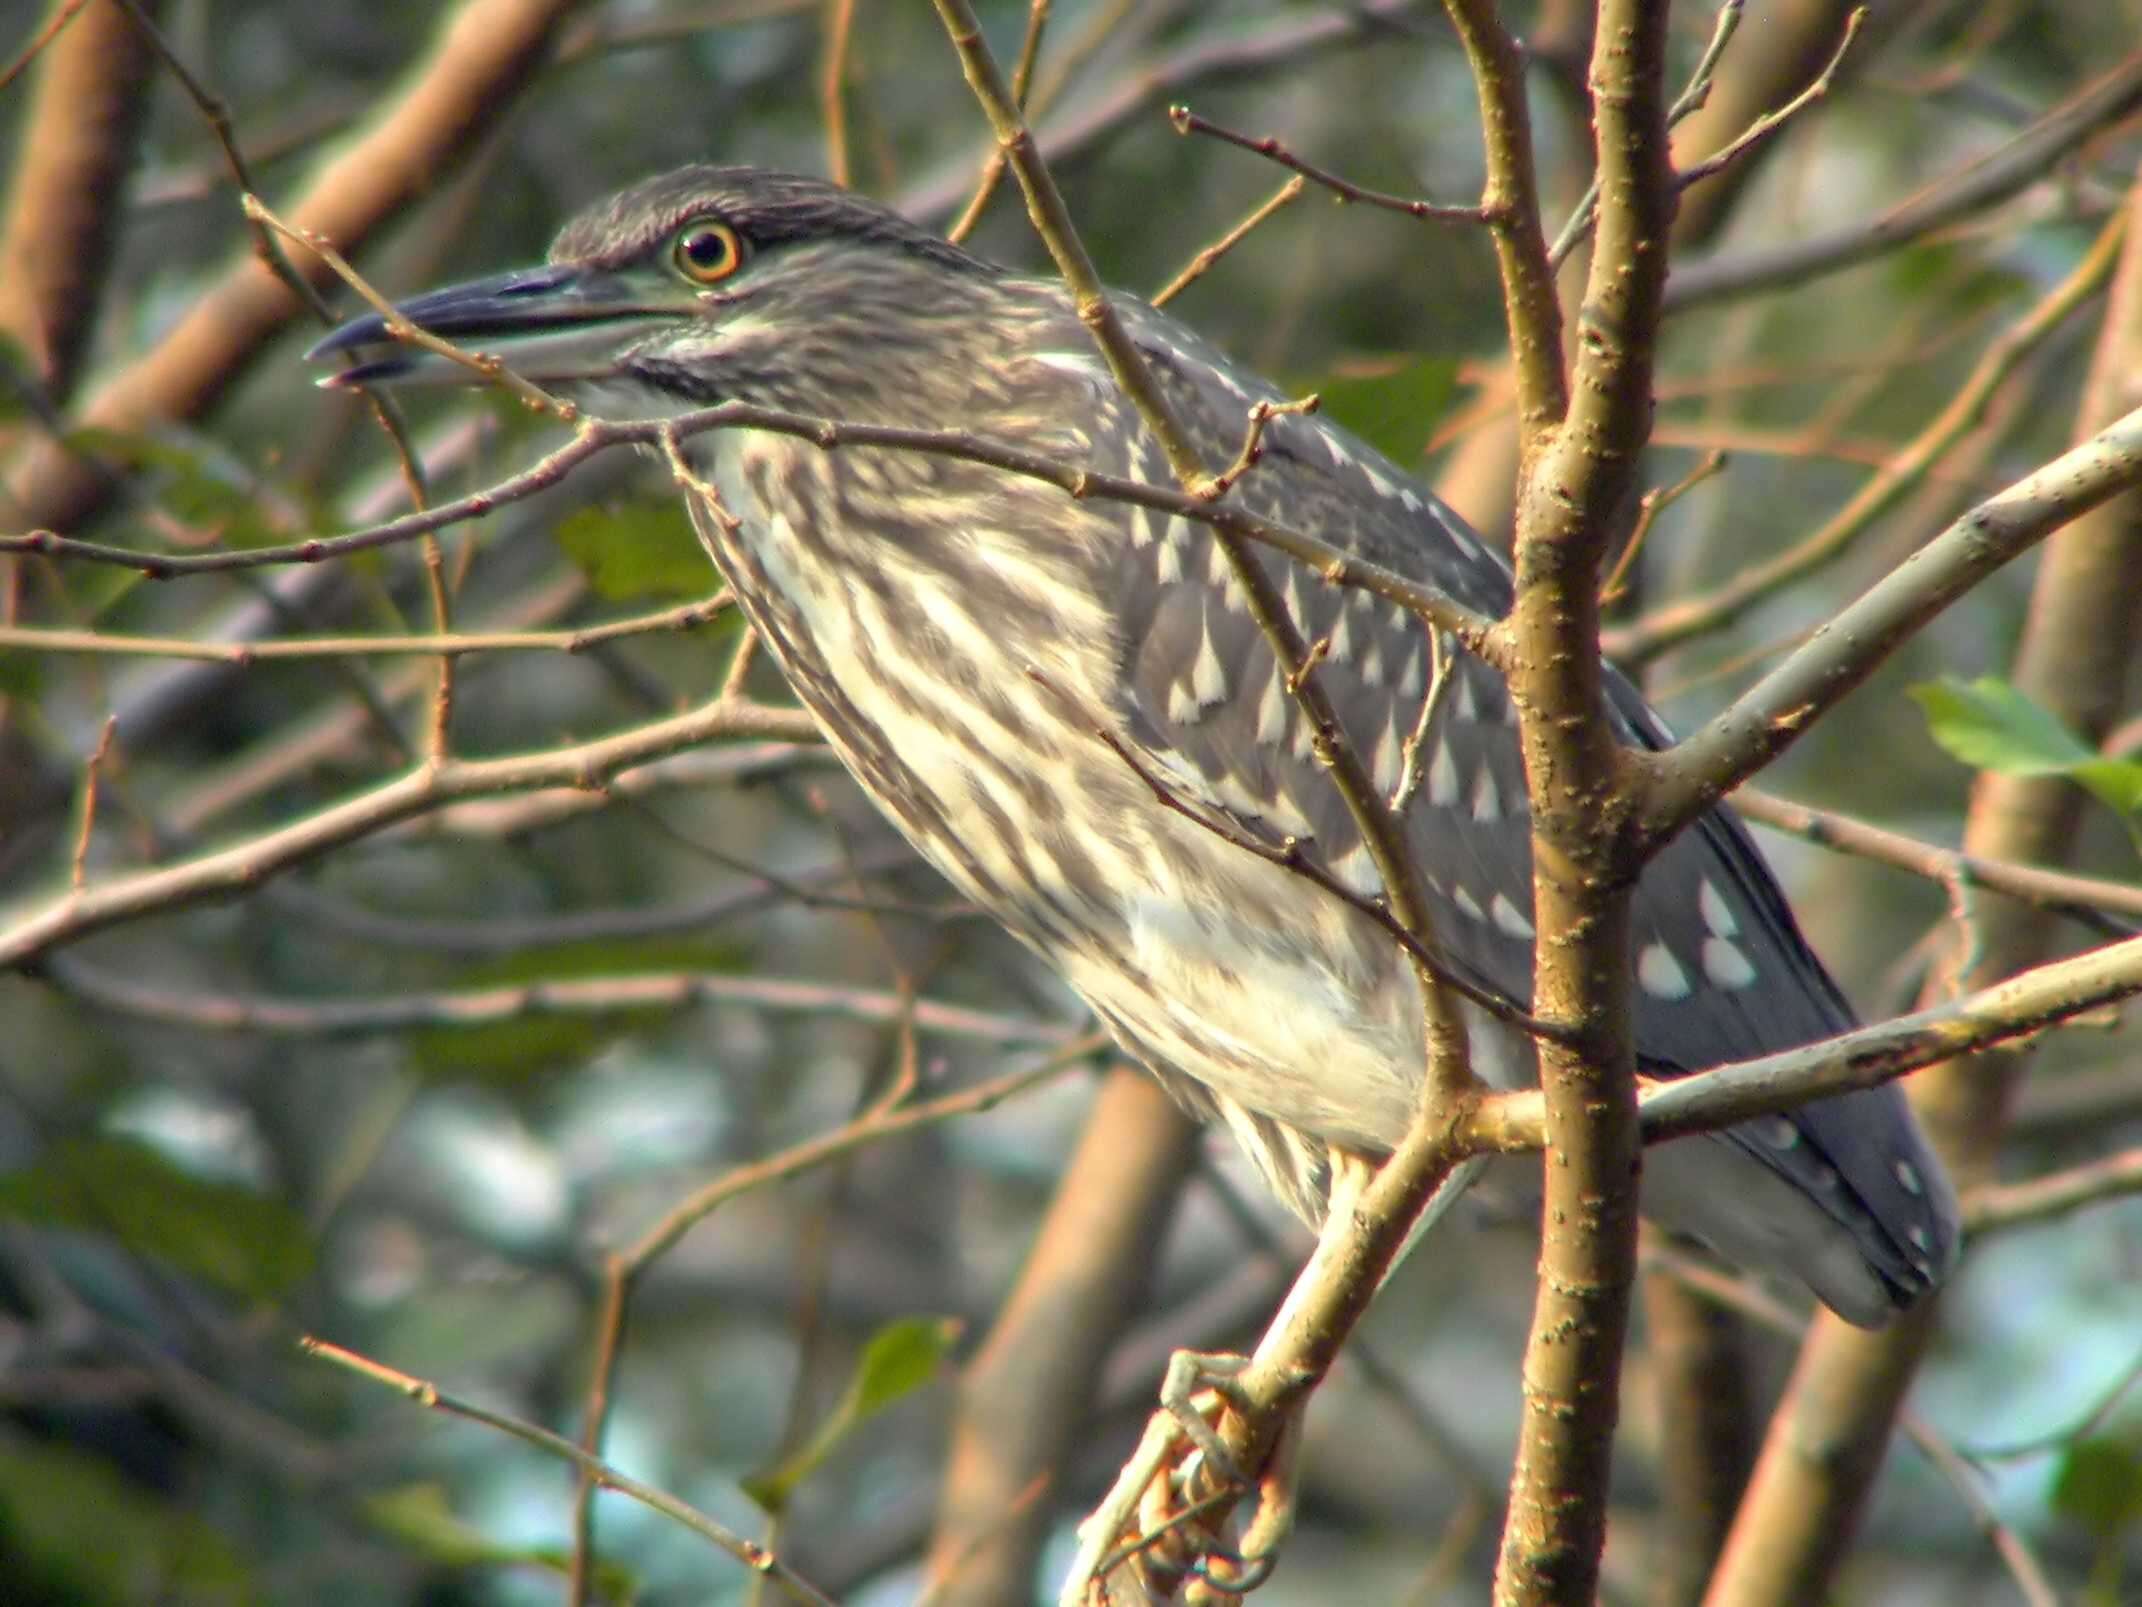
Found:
[312,165,1961,1326]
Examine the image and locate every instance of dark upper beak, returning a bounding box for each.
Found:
[306,264,679,388]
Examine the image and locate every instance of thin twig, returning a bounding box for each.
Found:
[1151,176,1305,309]
[944,0,1051,242]
[1733,786,2142,937]
[818,0,857,188]
[68,716,118,894]
[1664,49,2142,313]
[1169,106,1497,225]
[1673,9,1869,195]
[620,1033,1101,1269]
[0,596,735,664]
[3,403,1497,655]
[1548,0,1744,270]
[1613,207,2124,664]
[242,194,573,421]
[1195,394,1319,501]
[46,956,1079,1049]
[298,1336,839,1607]
[1600,449,1726,605]
[1963,1146,2142,1234]
[0,0,89,94]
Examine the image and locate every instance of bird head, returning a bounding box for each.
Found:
[308,165,1005,415]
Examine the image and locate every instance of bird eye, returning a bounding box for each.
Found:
[672,220,744,284]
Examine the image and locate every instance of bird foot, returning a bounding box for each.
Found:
[1108,1349,1308,1602]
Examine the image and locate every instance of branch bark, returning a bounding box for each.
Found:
[1484,1,1673,1599]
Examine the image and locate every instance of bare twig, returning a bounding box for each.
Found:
[0,693,817,970]
[1547,0,1745,271]
[0,596,735,664]
[243,192,573,420]
[1963,1146,2142,1234]
[1195,394,1319,501]
[298,1336,839,1607]
[1733,787,2142,938]
[818,0,857,188]
[1151,176,1305,309]
[1664,50,2142,313]
[45,957,1078,1049]
[1169,106,1498,225]
[0,0,90,93]
[68,715,118,893]
[1600,450,1727,606]
[1671,9,1868,197]
[1,404,1497,652]
[944,0,1050,242]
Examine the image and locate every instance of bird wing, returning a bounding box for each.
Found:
[1075,295,1952,1296]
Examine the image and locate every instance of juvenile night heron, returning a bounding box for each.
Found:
[312,165,1960,1327]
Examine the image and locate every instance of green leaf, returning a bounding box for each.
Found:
[741,1315,960,1514]
[0,1431,257,1603]
[1300,356,1457,467]
[0,1137,313,1299]
[1911,675,2098,775]
[1911,676,2142,838]
[368,1483,637,1601]
[2053,1438,2142,1537]
[554,499,714,600]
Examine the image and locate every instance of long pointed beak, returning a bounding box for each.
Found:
[306,265,682,388]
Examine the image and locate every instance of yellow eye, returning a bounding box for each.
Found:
[672,220,743,284]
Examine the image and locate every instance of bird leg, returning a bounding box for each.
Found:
[1068,1149,1485,1602]
[1119,1353,1309,1602]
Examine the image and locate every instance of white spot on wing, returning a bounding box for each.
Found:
[1359,631,1386,686]
[1894,1159,1924,1197]
[1452,886,1485,921]
[1397,648,1424,699]
[1371,712,1406,794]
[1282,563,1309,628]
[1330,844,1381,897]
[1491,893,1534,939]
[1155,527,1186,584]
[1255,670,1288,745]
[1033,349,1108,384]
[1471,768,1500,823]
[1638,942,1691,1000]
[1702,936,1758,989]
[1400,489,1423,516]
[1190,627,1227,707]
[1327,599,1354,664]
[1428,739,1460,806]
[1453,673,1478,723]
[1291,714,1318,761]
[1699,878,1739,938]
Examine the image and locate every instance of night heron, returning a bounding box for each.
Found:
[311,165,1960,1328]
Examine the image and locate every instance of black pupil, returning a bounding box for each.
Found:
[684,229,730,270]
